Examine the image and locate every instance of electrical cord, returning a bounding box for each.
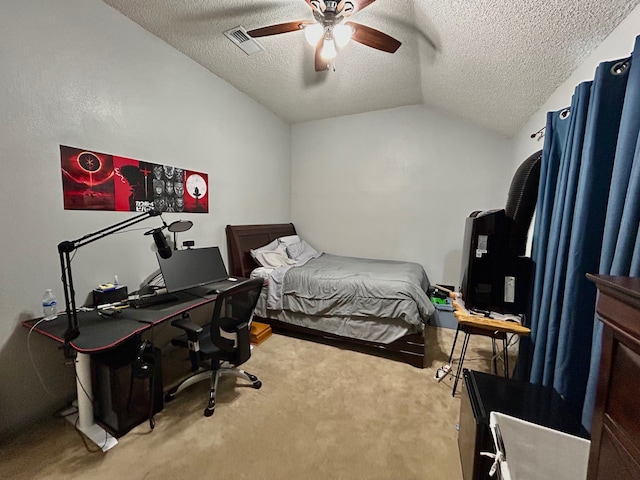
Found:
[73,365,93,405]
[73,415,105,453]
[27,319,58,398]
[139,271,165,292]
[59,249,77,295]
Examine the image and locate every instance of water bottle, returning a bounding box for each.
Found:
[42,289,58,321]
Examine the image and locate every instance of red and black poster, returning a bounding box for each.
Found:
[60,145,209,213]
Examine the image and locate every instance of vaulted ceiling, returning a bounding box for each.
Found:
[103,0,640,137]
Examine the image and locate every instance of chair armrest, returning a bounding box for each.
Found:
[171,317,203,340]
[236,322,251,361]
[171,315,204,358]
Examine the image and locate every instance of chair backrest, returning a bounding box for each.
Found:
[209,278,264,365]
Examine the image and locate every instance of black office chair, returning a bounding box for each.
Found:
[165,278,264,417]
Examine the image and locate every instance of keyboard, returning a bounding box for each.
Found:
[130,293,178,309]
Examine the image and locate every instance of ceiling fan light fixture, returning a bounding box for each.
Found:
[333,23,353,48]
[321,37,337,60]
[304,23,324,46]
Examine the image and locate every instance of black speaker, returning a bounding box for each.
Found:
[93,338,163,437]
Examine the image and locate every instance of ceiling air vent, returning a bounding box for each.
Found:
[224,26,265,56]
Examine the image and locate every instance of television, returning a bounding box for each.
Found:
[459,151,541,314]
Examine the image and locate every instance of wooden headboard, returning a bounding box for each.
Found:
[225,223,297,278]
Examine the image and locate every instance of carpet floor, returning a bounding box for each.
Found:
[1,326,511,480]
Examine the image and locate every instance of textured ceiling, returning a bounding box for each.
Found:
[103,0,640,137]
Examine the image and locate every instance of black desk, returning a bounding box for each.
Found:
[23,292,216,352]
[22,290,219,451]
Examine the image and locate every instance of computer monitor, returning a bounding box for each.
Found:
[157,246,229,293]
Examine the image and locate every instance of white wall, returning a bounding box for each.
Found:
[0,0,291,437]
[291,105,512,286]
[511,4,640,170]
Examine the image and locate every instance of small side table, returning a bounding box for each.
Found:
[448,298,531,396]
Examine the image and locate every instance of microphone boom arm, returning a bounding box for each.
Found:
[58,209,163,353]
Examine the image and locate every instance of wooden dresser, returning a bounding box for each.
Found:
[587,274,640,479]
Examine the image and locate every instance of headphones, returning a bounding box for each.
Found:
[133,340,155,379]
[131,339,158,431]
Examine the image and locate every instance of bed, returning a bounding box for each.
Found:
[225,223,435,368]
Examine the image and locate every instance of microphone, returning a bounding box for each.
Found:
[151,228,172,259]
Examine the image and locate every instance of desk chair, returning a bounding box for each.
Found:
[165,278,264,417]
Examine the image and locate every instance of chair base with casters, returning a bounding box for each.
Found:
[165,363,261,417]
[165,278,264,417]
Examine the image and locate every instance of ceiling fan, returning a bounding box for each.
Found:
[246,0,401,72]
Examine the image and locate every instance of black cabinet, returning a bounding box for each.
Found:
[458,369,588,480]
[92,339,163,437]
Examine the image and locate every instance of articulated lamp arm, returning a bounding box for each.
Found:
[57,209,164,350]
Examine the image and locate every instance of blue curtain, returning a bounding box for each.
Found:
[526,34,640,430]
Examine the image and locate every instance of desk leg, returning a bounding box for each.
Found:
[452,333,471,397]
[65,353,118,451]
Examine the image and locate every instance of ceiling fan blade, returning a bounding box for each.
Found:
[247,21,310,38]
[356,0,377,11]
[315,43,329,72]
[346,21,401,53]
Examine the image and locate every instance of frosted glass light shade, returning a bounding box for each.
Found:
[333,24,353,48]
[304,23,324,45]
[321,38,337,60]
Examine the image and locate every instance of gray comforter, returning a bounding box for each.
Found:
[266,253,434,330]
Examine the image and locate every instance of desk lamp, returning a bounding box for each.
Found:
[57,208,171,354]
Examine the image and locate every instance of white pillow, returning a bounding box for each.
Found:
[253,244,296,268]
[278,235,301,247]
[250,239,279,263]
[286,240,320,261]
